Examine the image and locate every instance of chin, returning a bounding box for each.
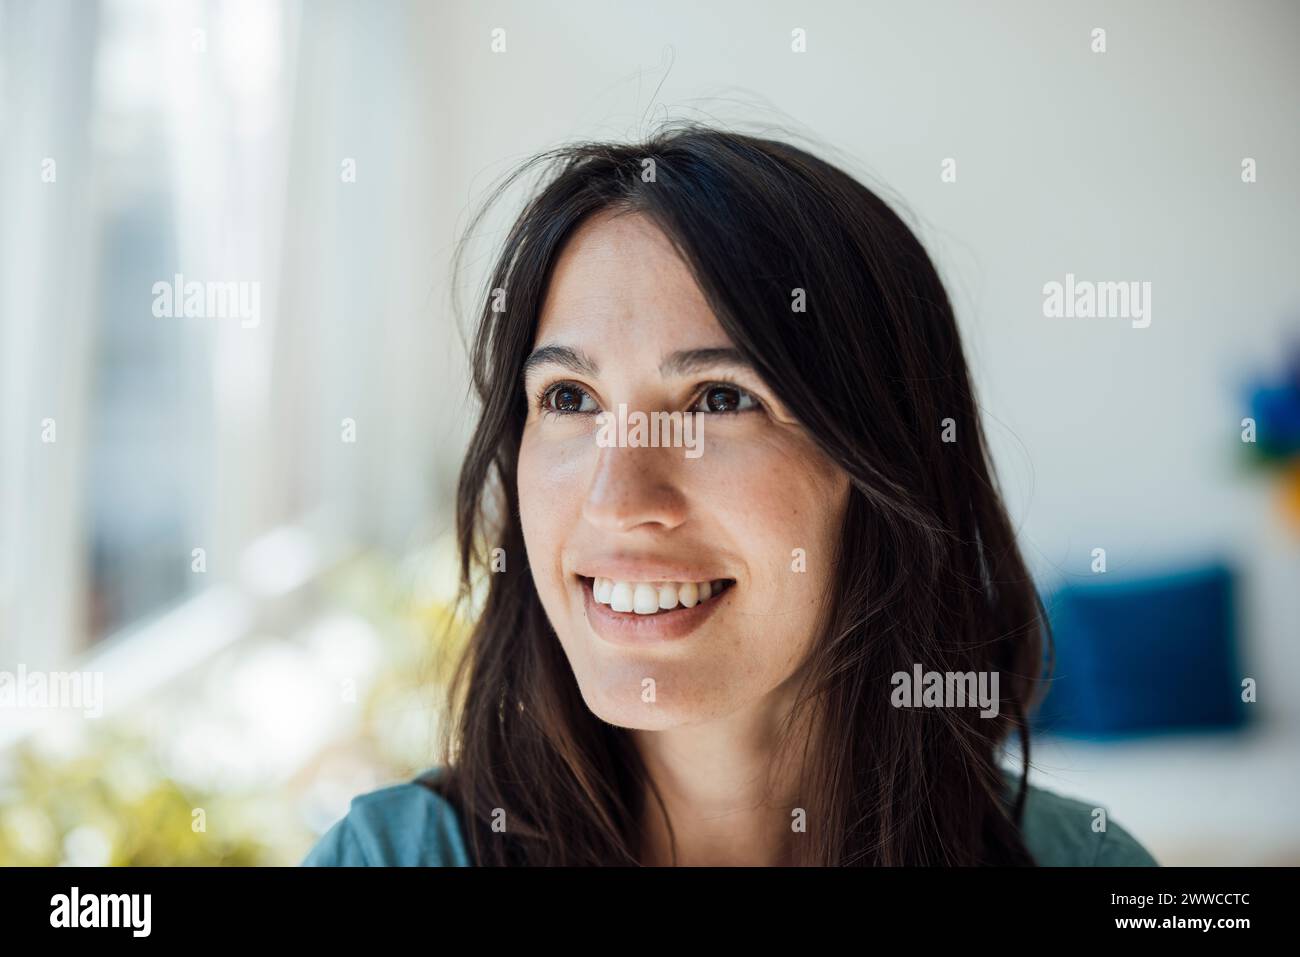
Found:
[564,666,692,730]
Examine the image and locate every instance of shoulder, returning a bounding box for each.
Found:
[300,767,472,867]
[1013,776,1158,866]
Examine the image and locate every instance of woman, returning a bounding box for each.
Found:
[303,125,1157,866]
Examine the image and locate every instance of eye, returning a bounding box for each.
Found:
[692,383,759,414]
[539,381,598,415]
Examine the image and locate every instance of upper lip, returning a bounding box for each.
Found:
[570,554,734,584]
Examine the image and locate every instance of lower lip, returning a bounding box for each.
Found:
[580,577,731,646]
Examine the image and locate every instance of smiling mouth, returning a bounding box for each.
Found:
[579,576,735,617]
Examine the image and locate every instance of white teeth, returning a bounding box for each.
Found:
[633,583,660,615]
[591,577,729,614]
[609,581,634,613]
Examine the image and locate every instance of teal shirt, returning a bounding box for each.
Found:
[301,766,1158,867]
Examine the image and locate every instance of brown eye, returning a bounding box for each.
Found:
[542,383,595,414]
[694,384,757,414]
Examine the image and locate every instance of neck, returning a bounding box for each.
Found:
[633,676,812,866]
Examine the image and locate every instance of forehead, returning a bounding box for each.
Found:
[534,209,724,348]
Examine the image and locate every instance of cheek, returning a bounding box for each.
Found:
[696,430,847,651]
[517,427,588,585]
[692,429,847,574]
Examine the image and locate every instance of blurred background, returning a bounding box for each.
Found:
[1,0,1297,865]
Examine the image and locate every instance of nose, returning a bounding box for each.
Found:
[581,444,688,533]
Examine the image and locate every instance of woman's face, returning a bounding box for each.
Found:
[517,209,850,730]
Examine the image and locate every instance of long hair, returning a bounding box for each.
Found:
[429,125,1049,865]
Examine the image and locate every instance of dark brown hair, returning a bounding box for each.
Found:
[431,124,1048,865]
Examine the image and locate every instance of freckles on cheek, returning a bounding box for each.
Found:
[697,440,813,544]
[688,434,788,515]
[700,432,847,605]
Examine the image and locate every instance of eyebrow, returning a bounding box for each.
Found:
[659,347,750,377]
[522,343,751,379]
[521,344,598,379]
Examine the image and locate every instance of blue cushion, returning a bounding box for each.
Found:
[1033,563,1246,736]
